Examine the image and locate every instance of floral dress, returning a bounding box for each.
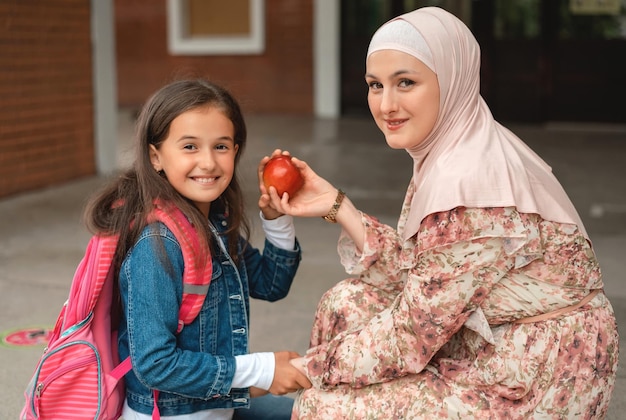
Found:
[293,187,619,419]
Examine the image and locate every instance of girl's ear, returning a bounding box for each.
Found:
[149,144,161,171]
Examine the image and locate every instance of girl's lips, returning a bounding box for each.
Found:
[192,176,218,185]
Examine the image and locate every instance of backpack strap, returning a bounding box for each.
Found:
[126,204,213,420]
[149,204,212,331]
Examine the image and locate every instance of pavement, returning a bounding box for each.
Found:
[1,111,625,419]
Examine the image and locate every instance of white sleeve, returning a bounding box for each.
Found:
[260,211,296,250]
[232,352,275,391]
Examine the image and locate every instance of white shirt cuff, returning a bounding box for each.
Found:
[232,352,275,391]
[260,211,296,250]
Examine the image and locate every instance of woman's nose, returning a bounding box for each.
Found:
[380,89,398,114]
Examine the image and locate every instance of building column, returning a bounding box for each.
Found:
[314,0,340,119]
[91,0,118,174]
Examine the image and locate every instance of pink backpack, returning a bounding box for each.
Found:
[21,205,212,420]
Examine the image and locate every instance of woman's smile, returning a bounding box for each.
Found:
[385,118,408,131]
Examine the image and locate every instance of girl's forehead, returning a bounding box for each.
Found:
[171,106,226,123]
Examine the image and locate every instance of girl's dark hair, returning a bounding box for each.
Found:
[84,78,249,282]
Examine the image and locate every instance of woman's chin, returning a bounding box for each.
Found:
[384,135,408,150]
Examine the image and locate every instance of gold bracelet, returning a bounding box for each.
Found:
[322,189,345,223]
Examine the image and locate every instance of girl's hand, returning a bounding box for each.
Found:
[266,156,339,219]
[289,356,307,376]
[249,386,269,398]
[269,351,312,395]
[258,149,291,220]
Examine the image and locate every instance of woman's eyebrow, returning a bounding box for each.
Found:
[365,69,417,79]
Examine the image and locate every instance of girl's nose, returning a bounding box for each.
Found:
[197,149,215,170]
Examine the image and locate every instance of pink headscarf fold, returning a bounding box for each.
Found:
[367,7,588,240]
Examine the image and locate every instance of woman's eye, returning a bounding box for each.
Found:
[399,79,415,88]
[368,81,382,90]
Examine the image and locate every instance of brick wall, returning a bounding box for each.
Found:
[115,0,314,114]
[0,0,94,199]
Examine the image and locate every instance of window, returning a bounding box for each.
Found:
[167,0,265,55]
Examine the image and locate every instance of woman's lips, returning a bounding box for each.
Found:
[385,118,407,131]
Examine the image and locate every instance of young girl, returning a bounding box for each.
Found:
[84,79,310,419]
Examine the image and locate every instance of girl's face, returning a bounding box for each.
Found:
[365,50,440,150]
[150,106,238,217]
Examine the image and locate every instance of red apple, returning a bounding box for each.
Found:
[263,155,304,197]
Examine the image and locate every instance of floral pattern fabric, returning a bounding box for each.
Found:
[293,200,619,419]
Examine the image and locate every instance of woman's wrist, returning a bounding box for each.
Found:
[322,189,346,223]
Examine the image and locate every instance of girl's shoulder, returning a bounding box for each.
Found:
[136,221,181,248]
[127,222,184,269]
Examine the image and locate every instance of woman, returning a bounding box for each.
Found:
[264,7,619,419]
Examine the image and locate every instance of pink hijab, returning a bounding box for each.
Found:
[367,7,588,240]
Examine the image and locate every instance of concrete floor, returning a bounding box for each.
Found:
[1,111,625,418]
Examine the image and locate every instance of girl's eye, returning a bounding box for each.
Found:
[367,81,382,90]
[183,144,197,150]
[399,79,416,88]
[215,144,229,151]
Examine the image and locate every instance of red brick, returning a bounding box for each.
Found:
[114,0,314,114]
[0,0,94,198]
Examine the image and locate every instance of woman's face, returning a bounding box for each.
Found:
[150,106,238,217]
[366,50,440,150]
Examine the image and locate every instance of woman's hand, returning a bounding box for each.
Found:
[266,156,338,219]
[262,152,366,251]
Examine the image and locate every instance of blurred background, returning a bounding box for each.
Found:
[1,1,625,418]
[1,0,625,199]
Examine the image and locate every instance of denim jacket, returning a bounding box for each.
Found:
[117,213,301,416]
